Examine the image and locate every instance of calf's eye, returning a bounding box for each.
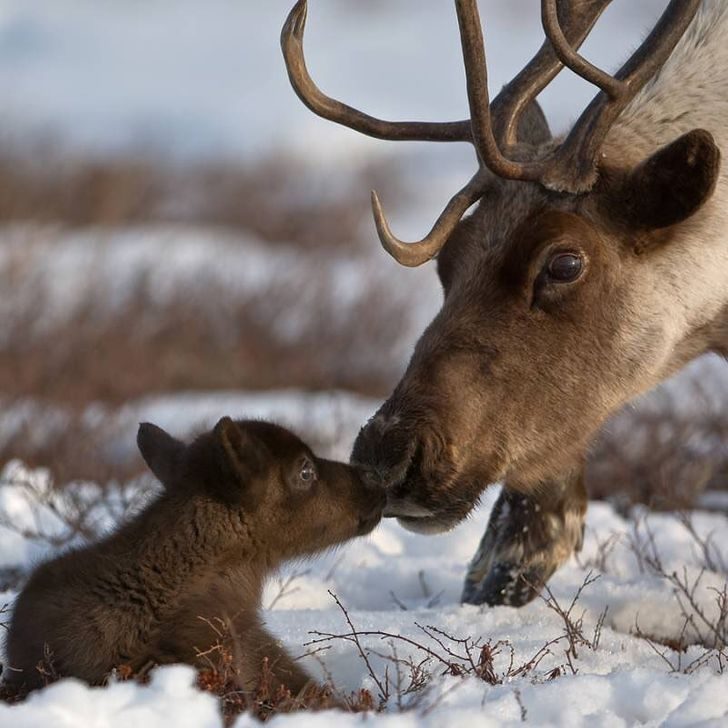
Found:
[298,459,317,487]
[546,252,583,283]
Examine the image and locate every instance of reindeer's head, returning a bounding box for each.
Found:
[282,0,721,533]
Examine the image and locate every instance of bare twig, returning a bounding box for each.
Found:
[536,572,602,675]
[266,568,311,610]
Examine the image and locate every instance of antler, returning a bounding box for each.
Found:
[541,0,701,191]
[281,0,472,144]
[491,0,614,147]
[282,0,701,267]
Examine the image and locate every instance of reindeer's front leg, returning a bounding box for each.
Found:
[461,468,587,607]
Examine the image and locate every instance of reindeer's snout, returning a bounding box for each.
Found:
[351,412,442,523]
[351,412,417,491]
[352,407,472,534]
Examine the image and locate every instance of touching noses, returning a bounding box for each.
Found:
[351,412,416,490]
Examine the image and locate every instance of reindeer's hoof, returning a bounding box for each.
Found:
[461,561,546,607]
[460,486,585,607]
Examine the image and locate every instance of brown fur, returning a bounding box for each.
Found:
[278,1,728,607]
[352,111,724,605]
[4,418,384,691]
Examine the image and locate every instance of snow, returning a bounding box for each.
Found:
[0,666,221,728]
[1,393,727,726]
[4,667,727,728]
[1,1,727,724]
[1,671,727,728]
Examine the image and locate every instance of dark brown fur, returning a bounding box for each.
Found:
[4,418,384,691]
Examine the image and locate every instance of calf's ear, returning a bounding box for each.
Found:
[621,129,720,250]
[213,417,269,504]
[137,423,185,486]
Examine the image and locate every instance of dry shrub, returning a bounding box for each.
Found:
[3,409,164,490]
[194,651,351,723]
[587,381,728,510]
[302,587,601,712]
[0,145,410,440]
[0,141,398,251]
[0,266,410,405]
[0,462,148,566]
[0,608,368,721]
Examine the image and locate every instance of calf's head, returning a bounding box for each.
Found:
[138,417,385,560]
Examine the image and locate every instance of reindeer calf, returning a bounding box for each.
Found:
[4,417,385,692]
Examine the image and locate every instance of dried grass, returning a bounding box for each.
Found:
[587,384,728,510]
[0,142,398,250]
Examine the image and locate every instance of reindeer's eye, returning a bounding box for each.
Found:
[546,252,583,283]
[298,458,318,487]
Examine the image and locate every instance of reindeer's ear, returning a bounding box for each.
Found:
[623,129,720,244]
[516,99,551,145]
[214,417,270,494]
[137,423,185,485]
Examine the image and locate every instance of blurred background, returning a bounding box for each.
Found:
[0,0,726,508]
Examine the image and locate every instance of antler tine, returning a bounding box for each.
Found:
[322,0,619,265]
[281,0,472,143]
[541,0,622,98]
[543,0,701,192]
[371,170,489,267]
[455,0,543,182]
[368,0,548,267]
[492,0,614,147]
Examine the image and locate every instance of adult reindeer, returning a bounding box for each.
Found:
[282,0,727,606]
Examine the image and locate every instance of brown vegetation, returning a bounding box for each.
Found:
[0,145,415,485]
[0,142,397,249]
[587,384,728,510]
[0,269,410,405]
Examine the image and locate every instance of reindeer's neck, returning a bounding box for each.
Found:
[614,191,728,389]
[608,3,728,158]
[96,495,263,613]
[600,4,728,368]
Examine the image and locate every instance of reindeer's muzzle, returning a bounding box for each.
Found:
[351,412,442,530]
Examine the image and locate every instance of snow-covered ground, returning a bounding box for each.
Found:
[1,389,727,726]
[1,1,728,725]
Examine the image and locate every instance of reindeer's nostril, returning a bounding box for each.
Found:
[351,412,419,491]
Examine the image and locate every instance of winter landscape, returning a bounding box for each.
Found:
[0,1,727,726]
